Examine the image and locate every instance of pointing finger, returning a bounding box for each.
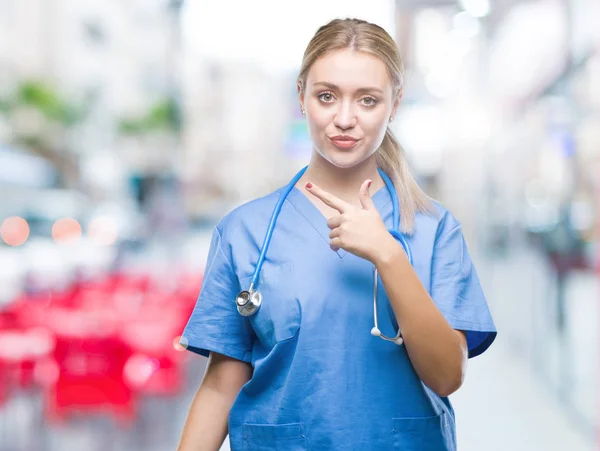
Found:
[306,183,350,214]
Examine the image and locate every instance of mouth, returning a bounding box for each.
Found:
[329,136,360,150]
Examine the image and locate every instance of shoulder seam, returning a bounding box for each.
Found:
[213,226,237,275]
[435,222,463,252]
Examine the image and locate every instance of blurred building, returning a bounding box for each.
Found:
[0,0,183,196]
[180,58,294,219]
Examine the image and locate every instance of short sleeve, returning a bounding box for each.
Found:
[430,220,497,359]
[180,227,253,362]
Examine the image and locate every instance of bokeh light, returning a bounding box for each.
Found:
[87,216,118,246]
[1,216,30,246]
[52,218,82,243]
[173,335,186,352]
[124,354,160,387]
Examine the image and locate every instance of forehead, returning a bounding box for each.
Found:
[306,48,391,92]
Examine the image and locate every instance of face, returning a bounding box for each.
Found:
[299,48,400,169]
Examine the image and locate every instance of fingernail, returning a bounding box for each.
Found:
[306,182,312,189]
[367,180,372,188]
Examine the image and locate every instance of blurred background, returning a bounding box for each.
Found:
[0,0,598,450]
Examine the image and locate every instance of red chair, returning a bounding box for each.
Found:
[42,308,136,426]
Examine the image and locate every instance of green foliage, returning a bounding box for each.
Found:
[0,80,85,125]
[118,97,181,135]
[0,98,10,114]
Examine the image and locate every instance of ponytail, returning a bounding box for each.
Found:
[376,128,435,234]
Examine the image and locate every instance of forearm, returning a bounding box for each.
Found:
[177,384,234,451]
[375,241,467,397]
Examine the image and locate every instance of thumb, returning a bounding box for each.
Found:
[359,179,375,210]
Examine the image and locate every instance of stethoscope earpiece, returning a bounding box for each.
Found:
[371,326,403,346]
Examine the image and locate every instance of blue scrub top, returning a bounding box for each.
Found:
[181,183,497,451]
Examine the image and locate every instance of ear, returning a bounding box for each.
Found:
[297,81,304,110]
[391,88,402,119]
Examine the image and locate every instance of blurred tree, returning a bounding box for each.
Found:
[0,98,9,114]
[0,81,88,188]
[117,96,181,135]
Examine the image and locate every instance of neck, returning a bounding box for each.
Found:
[299,151,385,203]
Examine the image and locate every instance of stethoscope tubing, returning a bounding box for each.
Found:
[250,166,308,290]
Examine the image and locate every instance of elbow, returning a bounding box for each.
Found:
[419,332,469,397]
[429,366,466,398]
[434,338,468,397]
[433,377,463,398]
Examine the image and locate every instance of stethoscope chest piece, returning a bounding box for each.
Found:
[236,287,262,316]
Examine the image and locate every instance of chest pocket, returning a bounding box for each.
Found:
[239,265,302,350]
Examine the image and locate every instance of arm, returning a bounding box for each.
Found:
[375,241,468,397]
[177,353,253,451]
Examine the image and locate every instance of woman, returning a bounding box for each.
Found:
[177,18,496,451]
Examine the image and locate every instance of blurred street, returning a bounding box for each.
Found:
[452,248,597,451]
[453,339,593,451]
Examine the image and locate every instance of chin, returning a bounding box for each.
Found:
[318,145,372,169]
[326,155,363,169]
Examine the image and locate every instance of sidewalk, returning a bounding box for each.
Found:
[452,337,593,451]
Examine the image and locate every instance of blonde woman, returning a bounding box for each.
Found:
[178,18,496,451]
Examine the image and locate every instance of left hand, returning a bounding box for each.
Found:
[306,179,395,264]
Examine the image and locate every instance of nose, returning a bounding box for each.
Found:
[333,101,357,130]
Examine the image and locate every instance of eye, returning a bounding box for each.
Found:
[317,92,335,103]
[360,96,378,107]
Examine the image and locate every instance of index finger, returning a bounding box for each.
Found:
[305,182,350,213]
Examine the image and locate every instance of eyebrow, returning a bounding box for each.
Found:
[312,82,384,95]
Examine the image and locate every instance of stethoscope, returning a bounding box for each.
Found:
[235,165,412,346]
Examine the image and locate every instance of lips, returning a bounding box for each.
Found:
[329,136,360,149]
[330,135,358,142]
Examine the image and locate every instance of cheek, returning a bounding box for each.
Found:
[362,115,389,143]
[306,108,331,135]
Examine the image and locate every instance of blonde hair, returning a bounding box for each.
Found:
[297,18,435,234]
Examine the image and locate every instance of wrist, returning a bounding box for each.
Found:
[373,235,406,268]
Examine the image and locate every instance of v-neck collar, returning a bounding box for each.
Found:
[285,185,393,259]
